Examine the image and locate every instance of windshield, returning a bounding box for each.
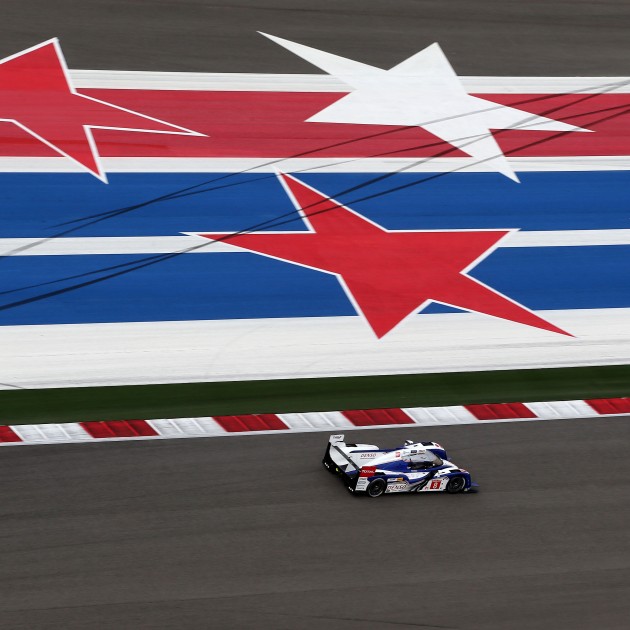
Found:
[404,449,443,469]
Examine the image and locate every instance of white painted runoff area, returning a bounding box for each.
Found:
[1,308,628,389]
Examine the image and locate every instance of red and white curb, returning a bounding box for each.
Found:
[0,397,629,447]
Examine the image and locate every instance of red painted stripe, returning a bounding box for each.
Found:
[213,414,288,432]
[585,398,630,415]
[465,402,537,420]
[124,420,159,436]
[80,422,114,438]
[0,426,22,442]
[80,420,158,438]
[0,90,628,159]
[343,408,413,426]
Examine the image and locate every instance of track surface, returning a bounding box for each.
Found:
[2,419,630,630]
[1,1,629,628]
[2,0,630,75]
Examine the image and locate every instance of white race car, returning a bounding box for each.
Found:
[323,434,476,497]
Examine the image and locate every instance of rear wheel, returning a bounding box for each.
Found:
[446,476,466,494]
[366,478,387,498]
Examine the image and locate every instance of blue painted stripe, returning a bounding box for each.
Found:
[1,171,629,236]
[0,246,627,325]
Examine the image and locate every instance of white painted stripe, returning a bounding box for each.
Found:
[279,411,354,430]
[146,418,188,437]
[11,422,91,442]
[152,417,223,436]
[500,230,630,248]
[68,70,630,94]
[1,308,628,390]
[60,422,94,440]
[524,400,596,419]
[10,425,43,442]
[404,406,478,425]
[1,156,630,174]
[2,229,628,258]
[0,236,239,256]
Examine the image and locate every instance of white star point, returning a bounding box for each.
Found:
[261,34,589,181]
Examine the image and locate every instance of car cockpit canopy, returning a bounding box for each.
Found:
[400,447,443,469]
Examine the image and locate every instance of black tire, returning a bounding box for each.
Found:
[366,478,387,498]
[445,476,466,494]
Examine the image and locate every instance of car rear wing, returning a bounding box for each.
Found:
[323,434,358,471]
[323,435,381,491]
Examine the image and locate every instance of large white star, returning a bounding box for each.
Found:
[260,33,589,181]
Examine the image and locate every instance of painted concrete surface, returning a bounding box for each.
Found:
[0,39,627,388]
[1,308,628,389]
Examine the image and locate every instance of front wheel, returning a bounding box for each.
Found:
[366,478,387,498]
[446,476,466,494]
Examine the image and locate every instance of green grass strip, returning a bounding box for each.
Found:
[1,364,628,425]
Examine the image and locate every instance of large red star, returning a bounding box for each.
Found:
[0,39,202,181]
[193,173,571,338]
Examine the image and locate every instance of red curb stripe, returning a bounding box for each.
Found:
[585,397,630,415]
[80,420,158,438]
[213,414,288,432]
[343,408,414,426]
[464,402,537,420]
[0,426,22,442]
[124,420,160,436]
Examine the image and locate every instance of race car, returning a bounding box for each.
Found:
[323,434,476,497]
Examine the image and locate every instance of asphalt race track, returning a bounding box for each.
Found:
[1,418,630,630]
[3,0,630,75]
[1,1,629,628]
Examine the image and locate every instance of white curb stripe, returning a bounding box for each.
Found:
[11,422,91,443]
[278,411,355,430]
[147,416,224,437]
[524,400,596,419]
[403,406,479,425]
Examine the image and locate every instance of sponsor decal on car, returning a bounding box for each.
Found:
[421,479,447,491]
[359,466,376,477]
[385,483,409,493]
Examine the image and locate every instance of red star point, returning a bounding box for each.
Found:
[0,38,203,181]
[193,172,572,339]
